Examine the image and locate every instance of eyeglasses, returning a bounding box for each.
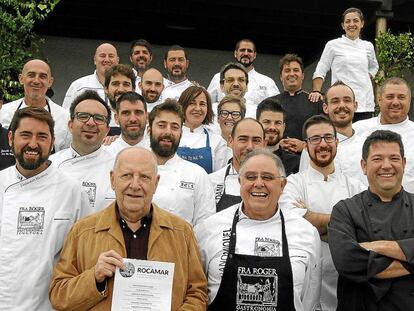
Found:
[306,134,336,145]
[219,110,242,119]
[74,112,108,125]
[242,173,285,182]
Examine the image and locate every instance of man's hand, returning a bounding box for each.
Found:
[102,135,119,146]
[359,240,407,261]
[308,91,324,103]
[294,200,307,209]
[280,138,305,153]
[94,250,125,283]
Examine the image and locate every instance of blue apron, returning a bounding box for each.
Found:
[177,128,213,174]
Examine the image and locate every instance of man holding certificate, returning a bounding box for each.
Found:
[49,147,208,310]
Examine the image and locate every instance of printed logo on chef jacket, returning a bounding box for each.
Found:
[254,237,281,257]
[82,181,97,207]
[17,206,45,235]
[179,181,195,190]
[236,266,278,309]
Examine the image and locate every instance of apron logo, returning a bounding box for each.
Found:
[17,207,45,235]
[82,181,97,207]
[179,181,195,190]
[236,266,278,309]
[254,237,280,257]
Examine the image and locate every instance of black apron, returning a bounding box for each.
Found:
[216,165,242,212]
[209,208,295,311]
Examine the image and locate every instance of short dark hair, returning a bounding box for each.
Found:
[178,86,214,125]
[9,106,55,138]
[341,7,364,23]
[129,39,152,56]
[70,90,111,125]
[256,97,286,121]
[378,77,411,98]
[219,62,249,85]
[362,130,404,161]
[279,54,304,76]
[148,99,184,127]
[302,114,336,140]
[235,39,256,53]
[231,118,265,139]
[218,95,246,118]
[104,64,136,89]
[164,45,188,60]
[116,91,147,113]
[325,80,356,103]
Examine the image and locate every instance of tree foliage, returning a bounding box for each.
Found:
[375,30,414,86]
[0,0,60,102]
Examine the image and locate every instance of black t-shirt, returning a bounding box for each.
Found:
[274,90,324,140]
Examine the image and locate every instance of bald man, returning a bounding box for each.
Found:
[50,147,208,310]
[0,59,71,151]
[139,68,165,112]
[63,43,119,109]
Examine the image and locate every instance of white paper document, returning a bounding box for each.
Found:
[111,259,175,311]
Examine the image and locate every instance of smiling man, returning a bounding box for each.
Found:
[63,43,119,109]
[353,77,414,192]
[50,147,208,310]
[161,45,193,101]
[51,90,115,212]
[279,114,365,311]
[196,149,321,310]
[329,130,414,311]
[209,118,266,212]
[148,99,215,226]
[0,59,71,151]
[0,107,87,310]
[208,39,279,105]
[268,54,324,154]
[139,68,165,112]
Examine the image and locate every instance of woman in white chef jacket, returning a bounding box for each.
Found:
[309,7,378,122]
[177,85,228,173]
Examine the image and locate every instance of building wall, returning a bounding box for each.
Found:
[41,35,321,105]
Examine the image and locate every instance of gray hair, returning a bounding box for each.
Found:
[239,149,286,178]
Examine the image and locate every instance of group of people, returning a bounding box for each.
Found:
[0,6,413,311]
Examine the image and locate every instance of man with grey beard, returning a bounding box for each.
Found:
[148,99,215,226]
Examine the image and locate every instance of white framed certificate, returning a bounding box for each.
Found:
[111,259,175,311]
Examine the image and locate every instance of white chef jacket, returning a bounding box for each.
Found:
[353,115,414,192]
[50,146,115,213]
[313,35,379,113]
[103,133,151,157]
[146,98,164,113]
[0,97,71,151]
[62,71,106,109]
[279,166,366,311]
[180,125,228,172]
[161,79,193,101]
[153,154,215,226]
[0,164,89,310]
[207,68,279,106]
[194,203,321,311]
[209,163,239,204]
[62,71,118,128]
[299,131,368,186]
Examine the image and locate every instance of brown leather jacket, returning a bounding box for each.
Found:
[49,202,207,310]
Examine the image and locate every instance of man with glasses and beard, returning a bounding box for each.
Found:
[104,92,150,156]
[161,45,193,101]
[279,115,366,311]
[148,99,215,226]
[0,107,88,310]
[208,39,279,105]
[257,97,299,176]
[51,90,115,213]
